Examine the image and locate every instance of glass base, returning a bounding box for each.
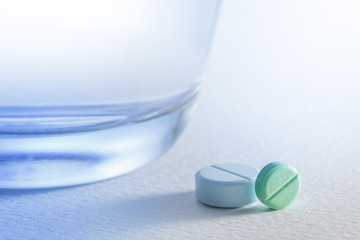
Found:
[0,92,197,189]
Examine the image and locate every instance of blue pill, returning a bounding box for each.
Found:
[195,163,259,208]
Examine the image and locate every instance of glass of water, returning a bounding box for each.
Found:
[0,0,221,188]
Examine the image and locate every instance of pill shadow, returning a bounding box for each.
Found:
[0,188,270,220]
[197,200,272,216]
[0,189,272,238]
[0,188,58,198]
[87,191,272,231]
[0,184,85,198]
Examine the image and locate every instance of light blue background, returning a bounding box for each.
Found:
[1,0,360,239]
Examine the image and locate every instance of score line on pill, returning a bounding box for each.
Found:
[255,162,301,210]
[195,163,259,208]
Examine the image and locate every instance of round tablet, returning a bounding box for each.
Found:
[195,163,259,208]
[255,162,301,210]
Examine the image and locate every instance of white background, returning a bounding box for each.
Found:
[1,0,360,239]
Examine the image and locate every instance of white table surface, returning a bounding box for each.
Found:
[1,1,360,239]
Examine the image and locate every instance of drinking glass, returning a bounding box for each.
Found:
[0,0,221,188]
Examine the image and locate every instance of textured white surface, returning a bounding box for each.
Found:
[1,0,360,239]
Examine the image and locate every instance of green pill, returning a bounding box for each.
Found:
[255,162,300,210]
